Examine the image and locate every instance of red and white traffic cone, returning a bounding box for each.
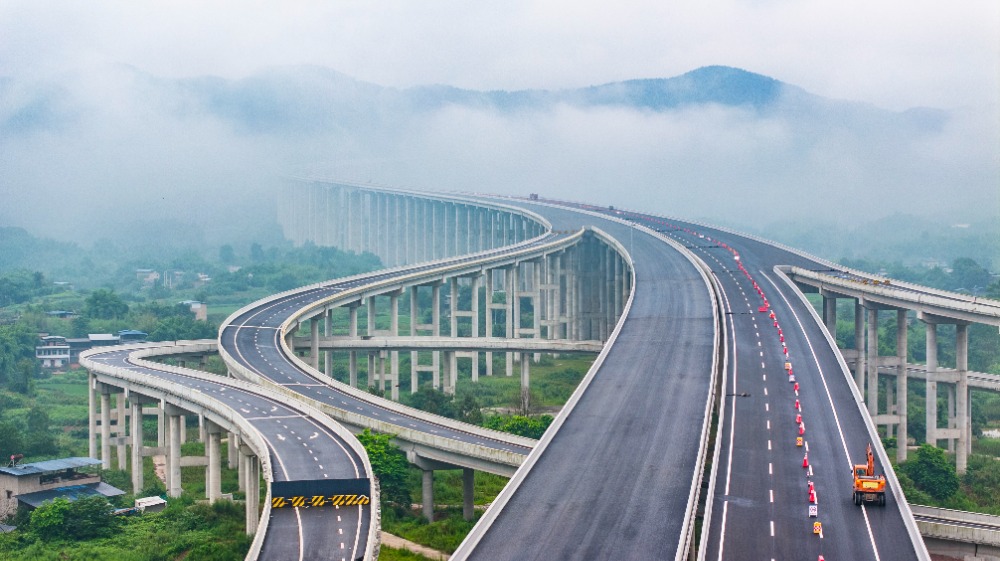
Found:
[794,382,800,392]
[809,488,817,503]
[803,453,809,468]
[799,422,806,436]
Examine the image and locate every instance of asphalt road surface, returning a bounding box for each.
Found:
[85,346,371,561]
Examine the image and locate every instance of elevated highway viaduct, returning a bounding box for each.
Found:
[81,341,378,561]
[266,181,958,559]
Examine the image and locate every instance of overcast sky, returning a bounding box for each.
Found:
[2,0,997,110]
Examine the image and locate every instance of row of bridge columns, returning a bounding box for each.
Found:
[300,233,630,401]
[408,453,478,522]
[823,295,973,471]
[87,373,261,533]
[281,181,545,268]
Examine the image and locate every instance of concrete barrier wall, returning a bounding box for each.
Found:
[787,267,1000,325]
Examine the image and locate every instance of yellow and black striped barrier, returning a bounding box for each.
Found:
[271,494,371,509]
[271,478,371,510]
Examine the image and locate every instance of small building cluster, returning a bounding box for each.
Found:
[35,330,148,370]
[0,457,125,520]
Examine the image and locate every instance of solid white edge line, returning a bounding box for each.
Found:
[704,265,740,561]
[761,271,884,561]
[716,500,729,561]
[771,264,929,561]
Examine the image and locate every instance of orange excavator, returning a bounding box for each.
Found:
[852,442,886,506]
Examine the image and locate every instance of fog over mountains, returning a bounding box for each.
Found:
[1,64,995,253]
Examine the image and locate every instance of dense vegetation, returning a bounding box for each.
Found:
[0,497,251,561]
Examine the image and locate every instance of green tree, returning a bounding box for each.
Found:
[949,258,992,294]
[406,386,454,417]
[482,414,553,439]
[902,444,959,501]
[355,429,411,509]
[9,358,37,395]
[25,406,56,456]
[219,244,236,264]
[29,496,72,540]
[30,495,116,540]
[82,289,129,320]
[0,419,25,457]
[0,323,37,388]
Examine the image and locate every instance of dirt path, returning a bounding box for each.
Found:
[152,454,166,484]
[381,532,449,560]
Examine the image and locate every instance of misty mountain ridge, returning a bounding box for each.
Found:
[1,63,992,254]
[2,65,947,136]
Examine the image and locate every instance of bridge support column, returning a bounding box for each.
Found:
[854,301,866,391]
[485,269,498,376]
[471,274,481,380]
[391,292,400,401]
[866,307,879,417]
[463,468,475,521]
[443,351,456,395]
[822,295,837,335]
[241,448,259,535]
[896,309,908,462]
[520,352,531,411]
[325,306,333,378]
[378,351,387,393]
[157,404,165,447]
[228,432,239,470]
[925,321,939,446]
[130,398,144,493]
[205,422,223,502]
[433,283,441,388]
[422,469,434,522]
[100,389,112,470]
[367,352,376,389]
[349,303,359,387]
[410,285,419,393]
[167,412,182,498]
[310,316,320,370]
[88,372,97,459]
[506,265,519,377]
[956,323,969,474]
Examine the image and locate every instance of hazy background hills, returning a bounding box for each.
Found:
[1,64,996,268]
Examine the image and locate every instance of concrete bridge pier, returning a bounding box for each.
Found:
[920,313,972,473]
[116,393,127,470]
[349,302,359,387]
[204,420,224,502]
[165,404,185,497]
[239,444,260,535]
[409,454,477,522]
[862,307,910,461]
[128,392,159,494]
[228,432,239,469]
[324,307,333,378]
[98,384,115,469]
